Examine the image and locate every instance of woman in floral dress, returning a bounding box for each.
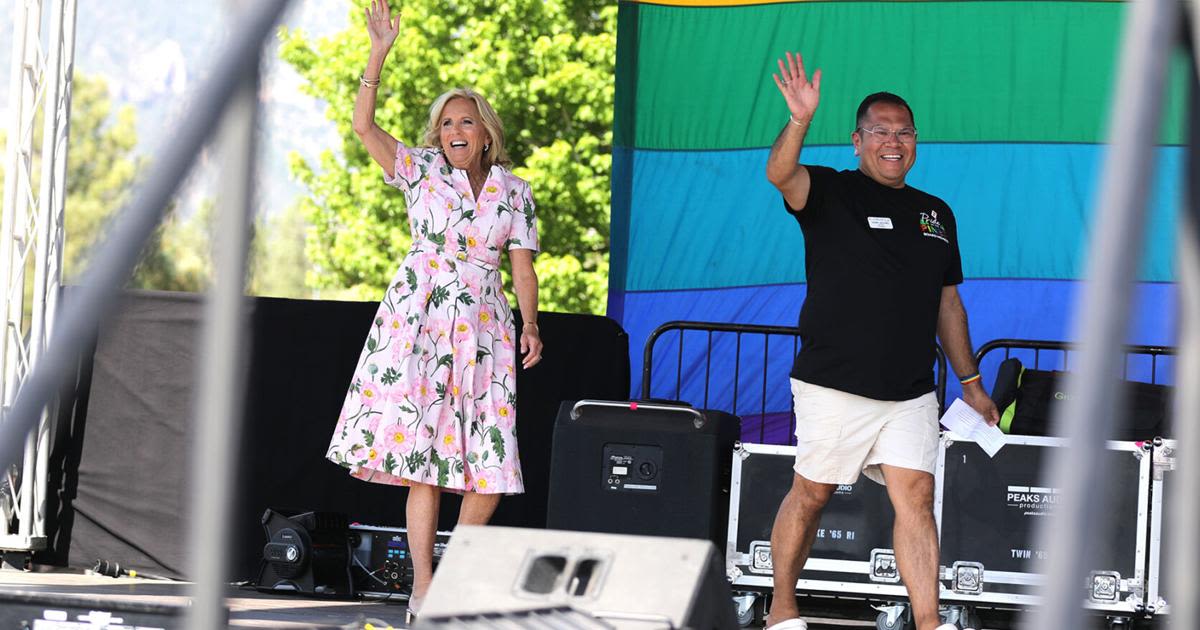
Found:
[325,0,542,614]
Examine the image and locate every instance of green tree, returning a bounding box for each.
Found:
[10,72,307,298]
[248,200,310,298]
[61,73,207,292]
[61,74,141,282]
[279,0,614,313]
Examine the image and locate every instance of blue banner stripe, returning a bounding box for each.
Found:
[614,145,1182,292]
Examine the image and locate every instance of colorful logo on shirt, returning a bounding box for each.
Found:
[919,210,948,243]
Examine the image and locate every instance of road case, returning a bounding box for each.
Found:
[935,433,1152,616]
[1144,438,1174,618]
[726,442,907,599]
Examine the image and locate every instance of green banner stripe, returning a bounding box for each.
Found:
[615,1,1188,149]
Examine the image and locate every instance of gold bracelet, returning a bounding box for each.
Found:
[359,74,381,88]
[523,322,539,330]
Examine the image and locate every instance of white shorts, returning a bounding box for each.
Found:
[791,378,939,485]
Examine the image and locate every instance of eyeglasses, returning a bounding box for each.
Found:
[857,126,918,144]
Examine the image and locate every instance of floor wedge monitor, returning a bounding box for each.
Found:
[418,525,737,628]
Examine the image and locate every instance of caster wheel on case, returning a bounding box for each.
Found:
[735,604,754,627]
[732,592,759,627]
[876,605,915,630]
[939,604,980,629]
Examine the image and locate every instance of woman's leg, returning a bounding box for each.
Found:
[458,491,501,526]
[405,482,441,606]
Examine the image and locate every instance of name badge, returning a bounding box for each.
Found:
[868,216,893,230]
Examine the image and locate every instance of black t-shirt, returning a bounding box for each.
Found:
[786,166,963,401]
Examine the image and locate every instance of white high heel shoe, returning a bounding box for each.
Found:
[405,595,423,625]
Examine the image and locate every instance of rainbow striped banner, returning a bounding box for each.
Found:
[610,1,1182,415]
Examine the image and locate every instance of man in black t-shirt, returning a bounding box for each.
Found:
[761,52,1000,630]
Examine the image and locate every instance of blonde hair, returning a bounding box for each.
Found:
[422,88,511,168]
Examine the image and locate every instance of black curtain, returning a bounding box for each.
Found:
[41,290,629,581]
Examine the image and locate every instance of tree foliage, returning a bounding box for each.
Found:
[62,73,209,291]
[59,73,309,297]
[248,200,310,297]
[0,73,208,293]
[61,74,140,282]
[0,69,314,301]
[279,0,615,313]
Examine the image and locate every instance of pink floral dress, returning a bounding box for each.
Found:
[326,142,538,494]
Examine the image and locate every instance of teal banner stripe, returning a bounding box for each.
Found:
[619,144,1181,291]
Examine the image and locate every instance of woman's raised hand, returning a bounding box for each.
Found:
[365,0,400,51]
[772,51,821,123]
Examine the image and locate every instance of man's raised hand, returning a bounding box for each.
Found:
[772,51,821,123]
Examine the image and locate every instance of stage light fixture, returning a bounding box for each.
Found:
[256,509,353,596]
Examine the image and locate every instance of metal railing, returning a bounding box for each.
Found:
[975,338,1176,385]
[640,320,948,444]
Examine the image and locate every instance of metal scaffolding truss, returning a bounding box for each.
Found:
[0,0,79,558]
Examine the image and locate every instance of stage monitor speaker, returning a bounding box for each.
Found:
[546,400,740,549]
[418,525,737,629]
[256,508,353,597]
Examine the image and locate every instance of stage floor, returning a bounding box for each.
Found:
[0,570,986,629]
[0,569,412,629]
[0,569,891,629]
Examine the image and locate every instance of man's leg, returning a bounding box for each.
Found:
[765,473,837,627]
[880,464,941,630]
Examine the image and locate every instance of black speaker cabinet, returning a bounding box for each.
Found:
[256,508,353,596]
[546,400,740,549]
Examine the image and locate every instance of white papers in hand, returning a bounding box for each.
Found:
[940,398,1005,457]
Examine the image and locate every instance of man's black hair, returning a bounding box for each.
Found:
[855,92,915,129]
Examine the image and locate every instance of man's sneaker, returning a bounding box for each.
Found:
[764,619,808,630]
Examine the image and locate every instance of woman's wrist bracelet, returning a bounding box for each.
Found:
[359,74,381,88]
[959,372,982,386]
[522,322,538,330]
[788,114,810,127]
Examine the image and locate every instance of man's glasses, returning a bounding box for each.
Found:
[857,126,918,144]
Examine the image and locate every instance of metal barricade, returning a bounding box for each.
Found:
[640,320,948,444]
[975,338,1175,386]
